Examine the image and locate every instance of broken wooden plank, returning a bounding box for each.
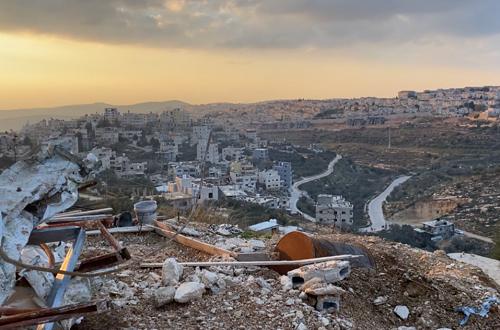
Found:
[41,217,114,231]
[236,252,279,262]
[52,208,113,218]
[85,226,154,235]
[152,220,238,258]
[140,255,360,268]
[47,214,112,222]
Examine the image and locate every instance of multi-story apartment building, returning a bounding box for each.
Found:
[273,161,292,189]
[197,139,219,163]
[315,194,353,226]
[192,126,211,144]
[222,146,245,162]
[104,108,120,123]
[258,170,284,191]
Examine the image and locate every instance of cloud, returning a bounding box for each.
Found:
[224,60,252,65]
[0,0,499,51]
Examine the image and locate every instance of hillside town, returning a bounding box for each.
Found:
[2,86,500,227]
[1,87,500,329]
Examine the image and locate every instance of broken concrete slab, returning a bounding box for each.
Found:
[174,282,205,303]
[0,146,100,305]
[287,260,350,288]
[162,258,184,286]
[247,239,266,250]
[304,283,346,297]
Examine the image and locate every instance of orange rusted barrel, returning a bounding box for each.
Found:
[271,231,376,275]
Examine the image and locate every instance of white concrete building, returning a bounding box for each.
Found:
[222,146,245,162]
[197,139,219,163]
[258,170,284,191]
[192,126,211,144]
[316,195,353,226]
[104,108,120,123]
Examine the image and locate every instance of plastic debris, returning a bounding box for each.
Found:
[453,297,500,325]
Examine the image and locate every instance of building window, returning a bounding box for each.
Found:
[208,193,213,198]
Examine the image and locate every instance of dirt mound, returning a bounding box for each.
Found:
[73,230,500,330]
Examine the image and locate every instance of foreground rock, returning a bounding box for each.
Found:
[162,258,184,286]
[174,282,206,303]
[153,286,176,307]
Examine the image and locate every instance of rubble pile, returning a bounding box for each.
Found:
[73,228,500,330]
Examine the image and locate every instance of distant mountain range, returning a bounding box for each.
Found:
[0,100,189,132]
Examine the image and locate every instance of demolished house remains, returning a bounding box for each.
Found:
[1,145,500,329]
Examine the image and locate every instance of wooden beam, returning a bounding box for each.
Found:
[85,226,154,235]
[52,208,113,218]
[47,215,112,222]
[152,220,238,258]
[140,255,359,268]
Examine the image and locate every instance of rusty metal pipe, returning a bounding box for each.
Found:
[271,232,376,275]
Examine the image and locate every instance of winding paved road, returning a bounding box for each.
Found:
[290,155,342,221]
[359,176,411,232]
[360,176,494,242]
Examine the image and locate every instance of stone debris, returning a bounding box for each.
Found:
[394,305,410,320]
[373,296,388,305]
[280,275,293,291]
[208,224,243,235]
[174,282,206,303]
[153,286,176,307]
[162,258,184,286]
[47,218,500,330]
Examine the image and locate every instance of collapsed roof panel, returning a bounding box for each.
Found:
[0,146,100,305]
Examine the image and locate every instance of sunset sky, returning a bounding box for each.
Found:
[1,0,500,110]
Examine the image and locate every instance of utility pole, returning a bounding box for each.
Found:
[388,127,391,149]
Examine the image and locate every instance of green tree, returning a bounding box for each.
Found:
[132,134,139,141]
[23,136,32,147]
[490,230,500,261]
[475,104,486,112]
[96,119,111,128]
[150,138,161,149]
[85,122,93,133]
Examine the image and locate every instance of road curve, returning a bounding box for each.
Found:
[290,155,342,222]
[359,176,411,232]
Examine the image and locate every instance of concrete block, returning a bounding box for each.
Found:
[287,261,350,288]
[315,295,340,311]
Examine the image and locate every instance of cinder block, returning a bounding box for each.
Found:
[316,295,340,311]
[287,260,350,288]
